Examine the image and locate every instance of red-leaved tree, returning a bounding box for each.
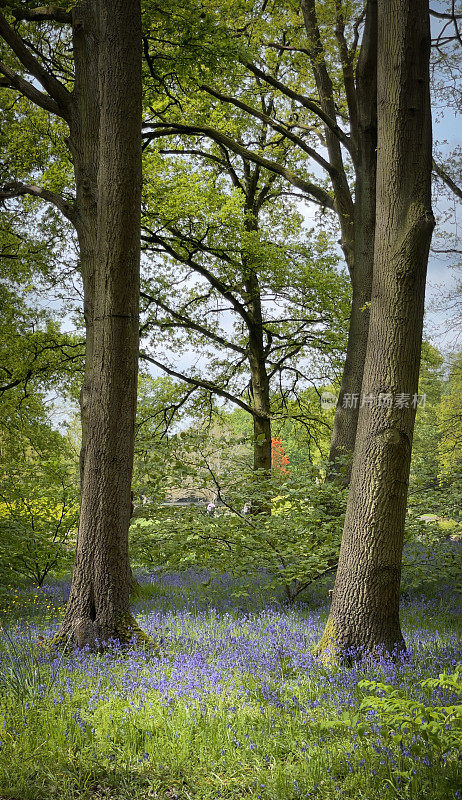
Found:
[271,438,290,475]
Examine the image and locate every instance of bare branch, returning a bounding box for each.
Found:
[299,0,355,260]
[140,290,246,355]
[433,159,462,200]
[243,60,352,152]
[431,248,462,254]
[200,83,334,176]
[0,342,84,396]
[334,0,359,143]
[139,352,257,417]
[430,9,462,19]
[143,124,335,209]
[141,228,253,325]
[0,59,61,116]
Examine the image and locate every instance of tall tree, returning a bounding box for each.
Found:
[0,1,145,647]
[140,132,347,473]
[56,0,143,647]
[317,0,435,659]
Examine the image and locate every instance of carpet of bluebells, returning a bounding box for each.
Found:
[0,569,460,800]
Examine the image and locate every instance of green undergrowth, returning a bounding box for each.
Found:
[0,573,460,800]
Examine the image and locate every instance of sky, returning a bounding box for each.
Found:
[423,4,461,346]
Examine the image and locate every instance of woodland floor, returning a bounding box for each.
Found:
[0,568,460,800]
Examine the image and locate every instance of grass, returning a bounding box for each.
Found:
[0,569,460,800]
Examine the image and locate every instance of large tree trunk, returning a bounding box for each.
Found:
[327,0,377,485]
[57,0,145,648]
[317,0,434,659]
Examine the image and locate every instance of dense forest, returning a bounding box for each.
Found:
[0,1,461,798]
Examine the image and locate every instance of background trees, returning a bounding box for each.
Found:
[141,0,461,482]
[140,139,349,472]
[141,0,377,481]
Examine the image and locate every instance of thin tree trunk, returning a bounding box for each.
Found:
[317,0,434,659]
[327,282,370,482]
[248,335,272,515]
[57,0,146,648]
[249,345,272,473]
[242,205,272,474]
[70,1,99,486]
[327,0,377,485]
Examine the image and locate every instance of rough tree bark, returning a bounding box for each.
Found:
[56,0,146,648]
[317,0,434,659]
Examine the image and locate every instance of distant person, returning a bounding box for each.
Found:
[242,502,251,515]
[207,501,216,516]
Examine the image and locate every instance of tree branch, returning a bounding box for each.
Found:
[141,229,253,325]
[139,352,258,417]
[243,60,352,152]
[0,181,77,224]
[334,0,359,145]
[143,124,335,209]
[11,6,72,23]
[433,159,462,200]
[0,9,71,119]
[0,343,84,396]
[430,8,462,19]
[140,290,246,355]
[200,83,334,176]
[0,59,61,116]
[299,0,355,262]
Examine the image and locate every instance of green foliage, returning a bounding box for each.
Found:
[401,343,462,594]
[132,374,188,503]
[401,531,462,596]
[0,419,79,587]
[0,295,80,589]
[411,344,462,490]
[0,281,80,589]
[224,386,336,468]
[0,284,84,400]
[438,352,462,474]
[357,669,462,757]
[130,432,346,602]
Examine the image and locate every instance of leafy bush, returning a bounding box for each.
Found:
[130,465,346,603]
[401,531,462,596]
[0,424,79,588]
